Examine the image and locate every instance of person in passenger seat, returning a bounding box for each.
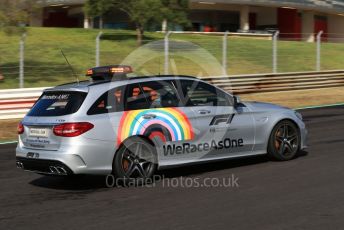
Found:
[149,90,161,108]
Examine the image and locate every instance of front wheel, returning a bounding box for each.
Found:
[267,120,300,161]
[113,137,157,185]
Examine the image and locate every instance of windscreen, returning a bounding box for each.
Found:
[27,91,87,117]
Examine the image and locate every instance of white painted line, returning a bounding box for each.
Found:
[0,141,18,145]
[295,102,344,110]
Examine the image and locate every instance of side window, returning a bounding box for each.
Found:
[125,83,151,110]
[178,80,233,107]
[124,81,180,110]
[87,87,124,115]
[141,81,180,108]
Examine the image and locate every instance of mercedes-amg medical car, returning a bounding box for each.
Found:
[16,65,307,181]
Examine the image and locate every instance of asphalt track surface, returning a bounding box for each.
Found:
[1,105,344,230]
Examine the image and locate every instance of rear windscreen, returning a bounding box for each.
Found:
[27,91,87,117]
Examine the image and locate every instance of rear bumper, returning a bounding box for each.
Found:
[16,138,116,175]
[16,157,73,176]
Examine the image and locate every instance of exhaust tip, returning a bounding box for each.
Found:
[56,166,67,175]
[49,166,58,174]
[16,161,24,169]
[49,166,68,175]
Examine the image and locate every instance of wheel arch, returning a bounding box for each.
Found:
[113,135,158,169]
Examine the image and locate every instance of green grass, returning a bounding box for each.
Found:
[0,27,343,89]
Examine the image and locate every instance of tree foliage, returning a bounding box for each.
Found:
[84,0,114,28]
[84,0,114,18]
[160,0,189,26]
[85,0,189,45]
[0,0,38,34]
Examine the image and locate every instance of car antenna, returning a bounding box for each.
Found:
[60,50,79,84]
[158,57,161,76]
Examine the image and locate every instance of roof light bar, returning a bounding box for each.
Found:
[86,65,133,81]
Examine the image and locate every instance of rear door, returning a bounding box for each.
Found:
[86,85,125,143]
[124,80,199,165]
[21,91,87,150]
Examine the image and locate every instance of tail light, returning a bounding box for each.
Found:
[17,122,24,134]
[53,122,94,137]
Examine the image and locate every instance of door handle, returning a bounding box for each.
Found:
[198,110,211,115]
[143,114,157,119]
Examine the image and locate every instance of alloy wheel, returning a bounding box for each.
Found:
[121,142,155,178]
[274,123,299,157]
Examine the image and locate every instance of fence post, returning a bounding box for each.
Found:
[222,31,229,76]
[96,31,103,67]
[19,33,26,89]
[272,31,279,74]
[316,31,323,72]
[164,31,172,75]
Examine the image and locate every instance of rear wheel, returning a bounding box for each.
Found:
[267,120,300,161]
[113,137,157,185]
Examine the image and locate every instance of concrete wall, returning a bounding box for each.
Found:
[31,0,344,40]
[190,0,344,14]
[30,9,43,27]
[190,2,242,11]
[302,11,315,42]
[190,3,278,31]
[251,6,277,27]
[43,0,85,5]
[328,14,344,42]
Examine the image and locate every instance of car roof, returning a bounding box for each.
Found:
[46,75,200,92]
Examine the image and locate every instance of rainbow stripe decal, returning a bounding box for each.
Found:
[117,108,194,145]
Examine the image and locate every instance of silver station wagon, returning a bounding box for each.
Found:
[16,65,307,183]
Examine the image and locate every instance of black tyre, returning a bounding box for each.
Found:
[267,120,300,161]
[113,136,157,185]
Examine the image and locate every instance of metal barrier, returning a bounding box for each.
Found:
[6,30,344,89]
[0,70,343,120]
[0,87,47,120]
[203,70,344,94]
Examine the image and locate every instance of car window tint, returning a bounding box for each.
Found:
[179,80,232,107]
[28,91,87,117]
[87,87,124,115]
[125,83,151,110]
[139,81,180,109]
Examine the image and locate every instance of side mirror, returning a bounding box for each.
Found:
[233,96,241,108]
